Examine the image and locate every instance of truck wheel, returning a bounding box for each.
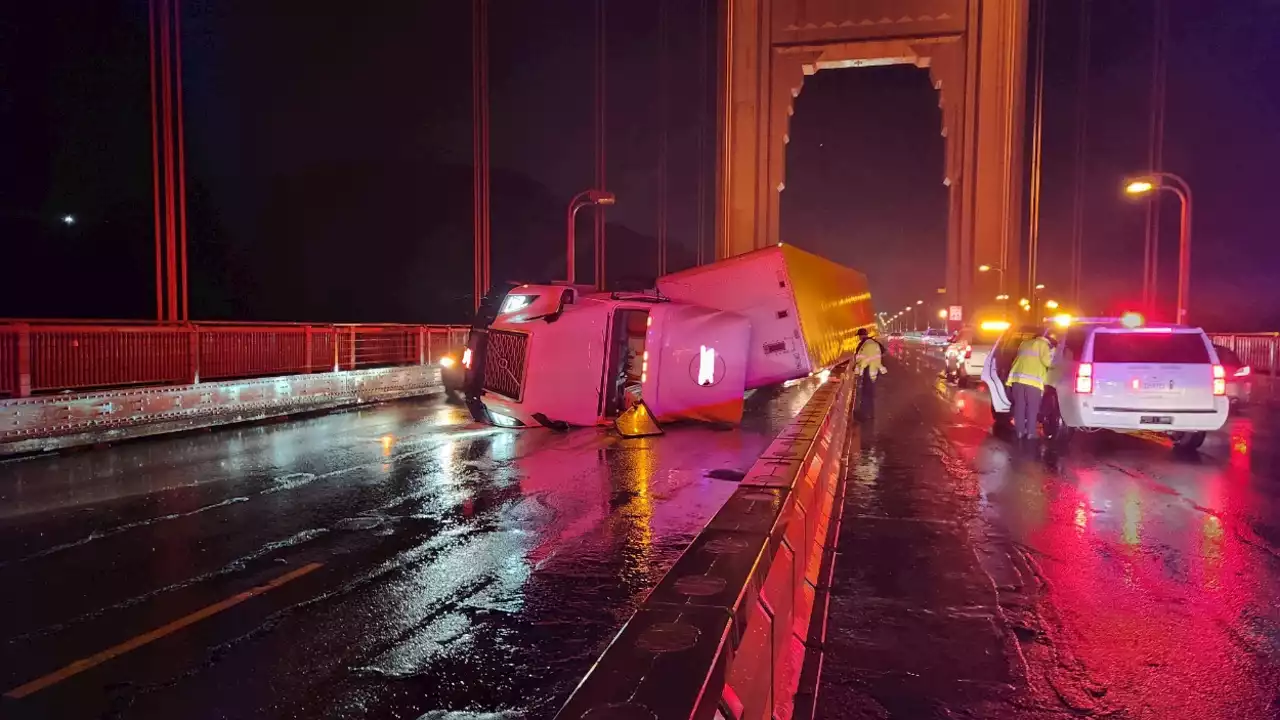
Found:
[1171,431,1206,452]
[991,406,1012,436]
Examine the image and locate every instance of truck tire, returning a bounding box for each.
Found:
[1171,431,1206,452]
[991,405,1012,435]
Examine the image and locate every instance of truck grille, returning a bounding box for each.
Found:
[482,330,529,400]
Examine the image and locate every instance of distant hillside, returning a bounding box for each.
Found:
[198,161,695,324]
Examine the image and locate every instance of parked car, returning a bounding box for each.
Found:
[922,328,952,347]
[944,320,1009,386]
[981,314,1229,451]
[438,345,469,400]
[1213,344,1253,404]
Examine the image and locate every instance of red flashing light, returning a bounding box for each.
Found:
[1213,365,1226,396]
[1075,362,1094,394]
[1120,312,1145,329]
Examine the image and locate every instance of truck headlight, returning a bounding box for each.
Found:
[501,294,535,314]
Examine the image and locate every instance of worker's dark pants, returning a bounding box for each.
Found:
[1010,382,1043,439]
[855,368,876,419]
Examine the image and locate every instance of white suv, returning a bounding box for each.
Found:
[981,316,1229,451]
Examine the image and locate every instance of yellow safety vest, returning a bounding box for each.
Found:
[1009,336,1054,390]
[854,338,885,379]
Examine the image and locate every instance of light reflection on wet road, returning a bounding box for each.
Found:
[8,348,1280,719]
[819,346,1280,719]
[0,383,818,719]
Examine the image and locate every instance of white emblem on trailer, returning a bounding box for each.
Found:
[698,345,717,386]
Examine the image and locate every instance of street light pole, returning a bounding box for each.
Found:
[1125,172,1192,322]
[978,264,1008,317]
[566,189,617,286]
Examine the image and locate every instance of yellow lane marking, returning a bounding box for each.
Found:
[5,561,324,699]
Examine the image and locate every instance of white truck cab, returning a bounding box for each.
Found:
[461,245,875,431]
[981,314,1229,450]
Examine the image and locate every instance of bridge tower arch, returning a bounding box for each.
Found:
[716,0,1029,315]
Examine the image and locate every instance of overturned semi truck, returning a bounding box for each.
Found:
[459,244,875,430]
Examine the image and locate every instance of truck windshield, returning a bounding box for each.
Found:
[1091,333,1210,364]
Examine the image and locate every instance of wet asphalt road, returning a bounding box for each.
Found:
[5,354,1280,720]
[0,382,820,720]
[818,345,1280,719]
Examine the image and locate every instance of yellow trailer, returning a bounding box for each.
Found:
[657,244,875,389]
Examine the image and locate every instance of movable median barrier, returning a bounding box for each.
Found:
[556,366,856,720]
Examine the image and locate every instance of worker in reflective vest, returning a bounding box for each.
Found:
[853,327,886,419]
[1008,329,1058,441]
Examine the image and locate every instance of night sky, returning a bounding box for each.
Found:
[3,1,1279,329]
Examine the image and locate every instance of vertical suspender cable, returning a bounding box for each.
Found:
[472,0,490,310]
[1142,0,1168,313]
[1026,0,1047,297]
[694,0,709,267]
[148,0,164,321]
[481,0,491,295]
[657,0,669,277]
[1070,0,1091,305]
[174,0,190,322]
[160,0,179,322]
[472,0,480,309]
[594,0,608,289]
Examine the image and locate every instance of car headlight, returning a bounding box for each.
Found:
[501,294,535,314]
[439,355,457,369]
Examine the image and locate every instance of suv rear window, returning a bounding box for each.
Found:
[1091,333,1210,364]
[1064,327,1090,358]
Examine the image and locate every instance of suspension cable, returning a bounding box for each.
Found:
[472,0,490,310]
[1142,0,1168,313]
[694,0,709,267]
[174,0,190,322]
[1070,0,1092,305]
[657,0,669,276]
[594,0,608,289]
[148,0,164,320]
[1026,0,1048,296]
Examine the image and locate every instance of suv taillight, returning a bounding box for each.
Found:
[1213,364,1226,396]
[1075,362,1093,394]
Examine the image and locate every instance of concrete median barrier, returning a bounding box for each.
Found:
[0,364,444,456]
[555,367,856,720]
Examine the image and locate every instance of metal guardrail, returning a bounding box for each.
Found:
[0,320,468,398]
[1207,332,1279,375]
[556,369,855,720]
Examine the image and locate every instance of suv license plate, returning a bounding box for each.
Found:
[1140,415,1174,426]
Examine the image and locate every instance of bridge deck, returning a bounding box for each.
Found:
[815,349,1280,719]
[6,351,1280,719]
[0,382,818,719]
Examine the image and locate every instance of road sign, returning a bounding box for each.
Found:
[949,306,963,321]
